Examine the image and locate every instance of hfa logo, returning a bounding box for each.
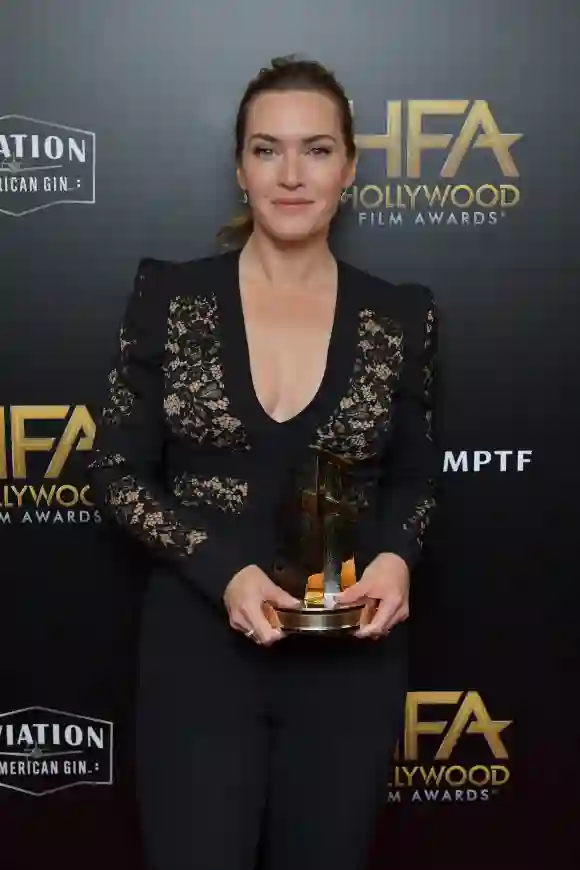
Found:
[389,691,512,803]
[0,706,113,796]
[345,99,523,227]
[0,405,100,524]
[0,115,95,217]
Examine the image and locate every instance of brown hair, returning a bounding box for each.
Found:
[216,54,356,248]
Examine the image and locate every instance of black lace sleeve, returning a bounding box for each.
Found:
[87,259,252,608]
[373,284,441,571]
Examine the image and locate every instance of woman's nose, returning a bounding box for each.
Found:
[278,152,303,187]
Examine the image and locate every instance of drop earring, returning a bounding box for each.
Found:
[242,190,248,204]
[340,188,349,204]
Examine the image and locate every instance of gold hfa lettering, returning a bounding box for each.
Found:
[0,406,95,479]
[350,100,522,178]
[394,691,511,761]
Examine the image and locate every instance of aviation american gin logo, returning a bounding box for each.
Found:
[0,706,113,796]
[0,115,95,216]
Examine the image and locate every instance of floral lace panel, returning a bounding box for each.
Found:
[107,473,208,555]
[101,327,136,426]
[163,295,251,451]
[405,300,438,548]
[423,301,437,442]
[172,472,248,515]
[86,451,125,472]
[403,492,438,550]
[311,308,404,461]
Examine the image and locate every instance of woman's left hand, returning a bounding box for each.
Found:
[334,552,410,640]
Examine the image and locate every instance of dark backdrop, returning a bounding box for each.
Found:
[1,1,578,868]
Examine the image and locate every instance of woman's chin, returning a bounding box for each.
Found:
[265,220,325,243]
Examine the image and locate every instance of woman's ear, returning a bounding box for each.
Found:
[346,154,358,189]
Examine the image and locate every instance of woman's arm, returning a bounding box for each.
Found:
[87,259,253,609]
[373,284,441,572]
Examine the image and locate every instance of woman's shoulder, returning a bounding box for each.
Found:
[338,257,436,331]
[135,249,236,291]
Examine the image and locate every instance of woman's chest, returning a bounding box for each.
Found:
[161,292,405,462]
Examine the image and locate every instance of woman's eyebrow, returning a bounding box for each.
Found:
[248,133,338,144]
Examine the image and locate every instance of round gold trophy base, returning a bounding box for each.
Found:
[274,599,366,634]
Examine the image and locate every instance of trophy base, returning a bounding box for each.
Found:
[274,600,366,634]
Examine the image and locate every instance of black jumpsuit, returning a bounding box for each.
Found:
[87,248,440,870]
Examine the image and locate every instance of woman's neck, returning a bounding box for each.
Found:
[240,228,336,291]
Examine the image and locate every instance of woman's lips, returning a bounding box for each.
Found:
[272,199,314,209]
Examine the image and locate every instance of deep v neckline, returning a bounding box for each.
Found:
[220,248,353,433]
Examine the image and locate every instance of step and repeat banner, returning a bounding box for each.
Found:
[1,1,578,868]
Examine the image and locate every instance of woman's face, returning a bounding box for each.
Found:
[237,89,356,242]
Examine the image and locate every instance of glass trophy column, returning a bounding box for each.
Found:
[271,448,367,634]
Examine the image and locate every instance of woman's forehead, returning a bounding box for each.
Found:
[245,90,341,131]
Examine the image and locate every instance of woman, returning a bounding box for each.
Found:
[88,55,440,870]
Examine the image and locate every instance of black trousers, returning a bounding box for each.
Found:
[136,567,408,870]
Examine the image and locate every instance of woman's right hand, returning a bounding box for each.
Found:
[223,564,302,646]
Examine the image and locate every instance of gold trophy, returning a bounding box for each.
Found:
[270,448,367,634]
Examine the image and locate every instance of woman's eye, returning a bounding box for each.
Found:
[252,145,332,156]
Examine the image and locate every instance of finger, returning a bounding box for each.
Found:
[357,600,378,629]
[228,609,251,632]
[228,613,258,639]
[242,599,284,646]
[232,615,273,646]
[231,603,287,644]
[355,598,399,638]
[262,601,283,631]
[264,584,302,609]
[366,603,408,639]
[336,582,370,606]
[382,603,409,633]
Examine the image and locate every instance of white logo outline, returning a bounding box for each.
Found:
[0,115,96,217]
[0,705,113,796]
